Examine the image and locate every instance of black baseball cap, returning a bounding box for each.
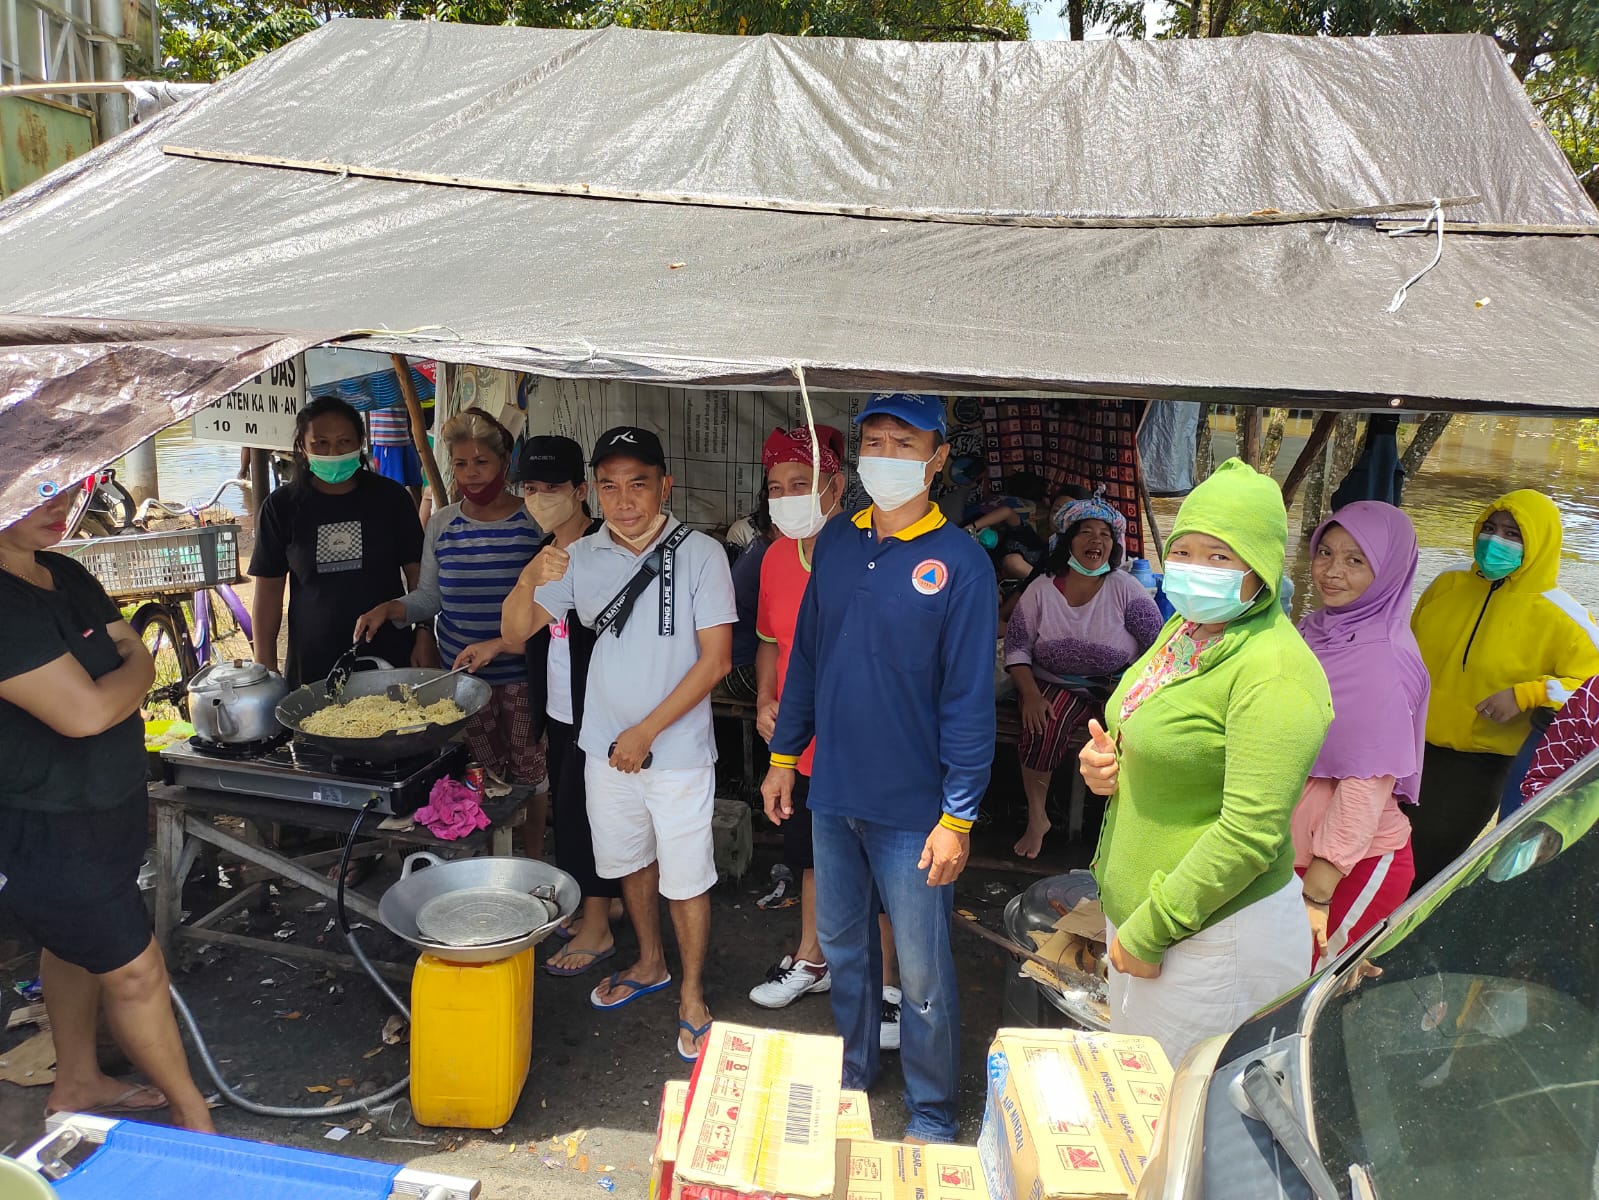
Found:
[591,426,667,470]
[514,435,586,485]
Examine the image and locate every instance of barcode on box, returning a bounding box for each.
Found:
[783,1081,816,1145]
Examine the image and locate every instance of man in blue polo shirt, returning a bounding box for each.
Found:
[762,393,997,1143]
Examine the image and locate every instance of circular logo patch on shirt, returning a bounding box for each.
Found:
[911,558,949,595]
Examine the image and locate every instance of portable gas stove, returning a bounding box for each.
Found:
[161,737,465,816]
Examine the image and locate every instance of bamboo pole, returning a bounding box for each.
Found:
[160,146,1480,232]
[1373,219,1599,237]
[391,355,448,510]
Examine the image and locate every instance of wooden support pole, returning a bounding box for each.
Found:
[247,448,271,519]
[161,146,1479,232]
[1280,412,1339,507]
[392,355,448,510]
[1239,406,1265,468]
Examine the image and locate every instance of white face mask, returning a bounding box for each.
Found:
[769,489,838,540]
[856,455,934,513]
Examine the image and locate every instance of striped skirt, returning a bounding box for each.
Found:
[1017,681,1098,773]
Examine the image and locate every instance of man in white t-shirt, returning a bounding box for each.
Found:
[504,426,735,1063]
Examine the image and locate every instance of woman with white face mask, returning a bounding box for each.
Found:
[1078,458,1333,1065]
[1003,491,1162,859]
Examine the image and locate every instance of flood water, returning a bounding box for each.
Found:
[147,413,1599,610]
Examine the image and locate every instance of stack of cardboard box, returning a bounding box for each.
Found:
[649,1023,1172,1200]
[977,1030,1173,1200]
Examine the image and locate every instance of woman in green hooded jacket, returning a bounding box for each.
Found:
[1080,458,1333,1064]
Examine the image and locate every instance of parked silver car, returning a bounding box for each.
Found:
[1138,749,1599,1199]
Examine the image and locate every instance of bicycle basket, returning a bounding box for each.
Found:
[58,525,242,599]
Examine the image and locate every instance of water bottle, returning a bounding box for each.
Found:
[1128,558,1159,598]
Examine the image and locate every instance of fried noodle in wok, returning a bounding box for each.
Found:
[299,694,466,738]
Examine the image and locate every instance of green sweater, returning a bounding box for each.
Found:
[1094,459,1333,963]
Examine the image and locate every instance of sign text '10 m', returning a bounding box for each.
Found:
[192,357,308,451]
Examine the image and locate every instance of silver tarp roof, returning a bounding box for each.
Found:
[1,21,1597,523]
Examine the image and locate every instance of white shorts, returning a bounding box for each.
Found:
[584,758,717,900]
[1106,876,1310,1065]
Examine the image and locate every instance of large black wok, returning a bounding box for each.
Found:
[275,668,493,765]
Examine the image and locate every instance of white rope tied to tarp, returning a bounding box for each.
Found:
[1385,198,1446,313]
[792,362,821,498]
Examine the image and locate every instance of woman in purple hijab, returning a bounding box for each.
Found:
[1293,502,1429,966]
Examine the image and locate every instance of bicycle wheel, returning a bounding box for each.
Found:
[131,602,199,720]
[197,587,254,666]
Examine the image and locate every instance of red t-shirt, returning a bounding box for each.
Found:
[757,535,817,775]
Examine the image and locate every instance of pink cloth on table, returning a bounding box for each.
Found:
[414,778,491,840]
[1292,775,1411,876]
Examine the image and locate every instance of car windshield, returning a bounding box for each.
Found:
[1305,751,1599,1199]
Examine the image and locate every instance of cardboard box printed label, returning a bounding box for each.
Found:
[977,1029,1172,1200]
[653,1081,693,1200]
[655,1083,875,1200]
[835,1140,993,1200]
[674,1023,844,1200]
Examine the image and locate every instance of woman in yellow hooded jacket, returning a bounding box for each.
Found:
[1409,489,1599,890]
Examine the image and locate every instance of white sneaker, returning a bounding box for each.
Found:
[749,956,832,1008]
[880,985,902,1051]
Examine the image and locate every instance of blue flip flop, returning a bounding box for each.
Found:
[677,1019,712,1063]
[589,970,674,1011]
[544,944,616,978]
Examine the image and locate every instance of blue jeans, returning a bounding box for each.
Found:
[812,812,960,1142]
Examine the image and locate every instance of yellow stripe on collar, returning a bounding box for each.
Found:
[851,505,948,542]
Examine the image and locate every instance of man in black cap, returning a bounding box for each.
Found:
[503,426,736,1063]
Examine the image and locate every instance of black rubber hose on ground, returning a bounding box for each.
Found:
[167,800,412,1118]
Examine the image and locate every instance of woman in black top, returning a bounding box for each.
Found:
[250,396,425,686]
[0,486,214,1131]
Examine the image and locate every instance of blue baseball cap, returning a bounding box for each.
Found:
[854,393,947,437]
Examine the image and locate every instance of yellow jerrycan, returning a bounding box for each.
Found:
[409,947,534,1128]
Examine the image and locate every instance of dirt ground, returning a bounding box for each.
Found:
[0,814,1093,1197]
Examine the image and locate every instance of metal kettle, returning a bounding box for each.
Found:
[187,660,289,745]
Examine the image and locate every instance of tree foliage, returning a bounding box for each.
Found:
[158,0,1031,82]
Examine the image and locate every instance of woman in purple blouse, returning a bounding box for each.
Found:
[1004,492,1164,857]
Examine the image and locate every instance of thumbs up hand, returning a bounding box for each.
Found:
[1079,718,1121,797]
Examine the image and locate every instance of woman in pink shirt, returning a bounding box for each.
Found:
[1295,502,1430,966]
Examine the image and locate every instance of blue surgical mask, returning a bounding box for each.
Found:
[1475,534,1523,581]
[1161,560,1261,624]
[1069,554,1111,578]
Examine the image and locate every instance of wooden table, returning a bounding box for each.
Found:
[149,783,525,980]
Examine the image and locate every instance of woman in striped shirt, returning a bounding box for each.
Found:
[356,407,548,849]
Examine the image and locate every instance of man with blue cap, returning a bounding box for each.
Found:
[762,393,997,1143]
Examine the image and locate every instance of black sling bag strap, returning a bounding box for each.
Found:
[592,523,693,639]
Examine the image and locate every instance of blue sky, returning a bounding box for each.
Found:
[1028,4,1072,39]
